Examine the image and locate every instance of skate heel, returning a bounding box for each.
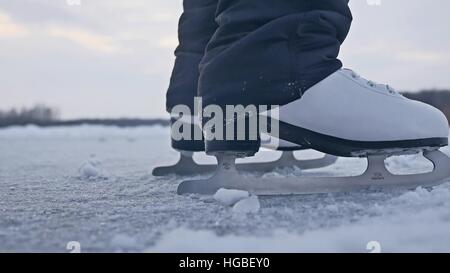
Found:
[172,138,205,152]
[205,140,260,157]
[203,111,261,157]
[170,116,205,152]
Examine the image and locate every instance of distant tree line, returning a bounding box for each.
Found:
[0,104,169,128]
[0,90,449,128]
[0,104,60,127]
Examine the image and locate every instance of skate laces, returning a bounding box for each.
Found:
[343,69,398,95]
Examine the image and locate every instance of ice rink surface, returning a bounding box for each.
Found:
[1,125,450,252]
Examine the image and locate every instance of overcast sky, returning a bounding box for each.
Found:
[1,0,450,119]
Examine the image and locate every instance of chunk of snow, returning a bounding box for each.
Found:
[79,162,98,178]
[213,188,249,206]
[233,196,260,214]
[78,159,103,179]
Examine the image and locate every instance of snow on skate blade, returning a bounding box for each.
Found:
[177,150,450,196]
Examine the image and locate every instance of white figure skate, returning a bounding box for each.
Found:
[178,69,450,195]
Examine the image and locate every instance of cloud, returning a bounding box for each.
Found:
[397,50,450,64]
[46,26,121,54]
[343,38,450,65]
[149,12,179,23]
[157,36,178,49]
[0,12,27,38]
[0,9,122,54]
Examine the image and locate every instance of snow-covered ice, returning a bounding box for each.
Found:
[1,125,450,252]
[110,234,140,250]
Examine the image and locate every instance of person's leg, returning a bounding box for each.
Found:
[198,0,352,154]
[166,0,218,113]
[199,0,352,108]
[166,0,218,151]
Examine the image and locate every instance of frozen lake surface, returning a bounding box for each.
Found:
[1,125,450,252]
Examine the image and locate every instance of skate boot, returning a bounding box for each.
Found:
[275,69,448,156]
[178,69,450,195]
[152,115,337,177]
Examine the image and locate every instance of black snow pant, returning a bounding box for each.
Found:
[166,0,352,112]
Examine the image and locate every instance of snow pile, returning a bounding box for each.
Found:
[78,157,107,180]
[79,161,100,179]
[213,188,250,206]
[213,188,260,214]
[232,196,261,214]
